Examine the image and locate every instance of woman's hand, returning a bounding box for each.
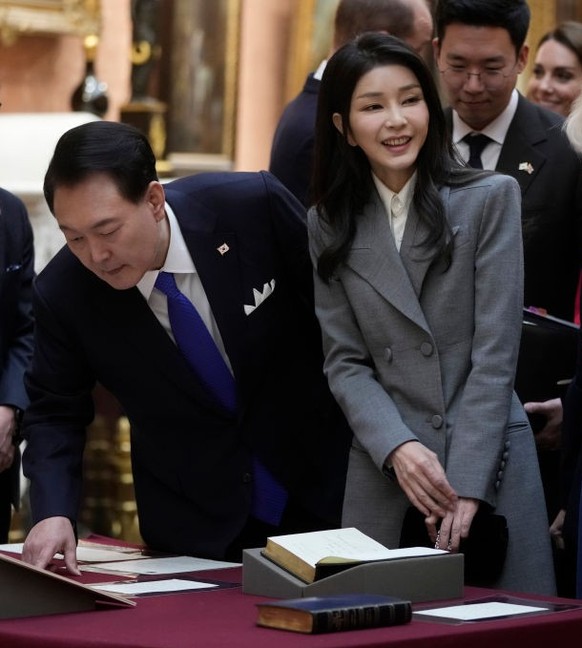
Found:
[524,398,562,451]
[388,440,457,518]
[430,497,480,552]
[550,509,566,551]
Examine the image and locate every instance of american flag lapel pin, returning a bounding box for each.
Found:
[217,243,230,255]
[518,162,534,175]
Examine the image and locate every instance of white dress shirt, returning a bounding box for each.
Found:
[372,171,417,252]
[452,89,519,170]
[138,203,233,371]
[313,59,327,81]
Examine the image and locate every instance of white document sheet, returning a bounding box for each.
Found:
[91,578,219,595]
[418,601,548,621]
[82,555,241,575]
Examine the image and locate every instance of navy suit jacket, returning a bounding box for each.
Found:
[269,74,320,207]
[0,188,34,516]
[447,95,582,321]
[561,360,582,581]
[23,171,350,559]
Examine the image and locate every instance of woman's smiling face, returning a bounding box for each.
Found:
[527,38,582,117]
[336,63,428,192]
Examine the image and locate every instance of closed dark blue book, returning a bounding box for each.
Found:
[256,593,412,633]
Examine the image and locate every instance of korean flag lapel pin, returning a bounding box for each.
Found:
[518,162,534,175]
[217,242,230,256]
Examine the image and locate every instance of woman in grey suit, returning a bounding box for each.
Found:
[308,33,555,594]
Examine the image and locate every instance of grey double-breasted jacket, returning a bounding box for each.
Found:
[308,173,555,594]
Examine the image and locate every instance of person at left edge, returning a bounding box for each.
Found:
[0,187,34,543]
[20,121,351,573]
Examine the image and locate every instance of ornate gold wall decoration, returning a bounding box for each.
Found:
[0,1,101,45]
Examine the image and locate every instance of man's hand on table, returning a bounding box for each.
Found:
[22,516,80,575]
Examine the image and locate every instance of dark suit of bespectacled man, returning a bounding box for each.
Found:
[435,0,582,324]
[20,121,352,574]
[0,187,35,543]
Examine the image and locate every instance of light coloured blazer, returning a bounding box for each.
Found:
[308,173,556,595]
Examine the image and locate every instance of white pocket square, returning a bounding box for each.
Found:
[244,279,276,315]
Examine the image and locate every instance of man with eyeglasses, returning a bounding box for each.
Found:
[434,0,582,324]
[434,0,582,594]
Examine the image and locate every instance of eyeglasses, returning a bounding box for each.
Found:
[438,63,517,90]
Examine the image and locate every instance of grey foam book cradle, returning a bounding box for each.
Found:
[242,547,464,603]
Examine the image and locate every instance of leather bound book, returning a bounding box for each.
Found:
[261,527,443,584]
[256,593,412,633]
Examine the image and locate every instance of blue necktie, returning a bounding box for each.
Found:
[155,271,287,525]
[155,271,237,413]
[463,133,491,169]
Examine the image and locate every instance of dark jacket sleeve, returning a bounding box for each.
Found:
[0,188,34,410]
[561,318,582,510]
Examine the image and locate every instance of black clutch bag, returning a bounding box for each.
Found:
[399,506,509,587]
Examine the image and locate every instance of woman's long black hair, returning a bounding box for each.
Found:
[311,32,477,282]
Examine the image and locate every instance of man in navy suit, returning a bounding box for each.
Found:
[21,121,350,573]
[434,0,582,323]
[0,187,34,542]
[269,0,434,207]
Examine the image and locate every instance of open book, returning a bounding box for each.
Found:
[261,527,445,584]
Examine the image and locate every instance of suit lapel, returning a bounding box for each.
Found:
[345,192,430,332]
[167,188,248,384]
[496,95,548,195]
[399,193,445,299]
[182,230,247,379]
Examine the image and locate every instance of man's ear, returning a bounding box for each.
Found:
[333,113,356,146]
[146,181,166,221]
[516,43,529,74]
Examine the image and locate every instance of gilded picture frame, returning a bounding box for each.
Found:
[162,0,240,168]
[0,1,101,45]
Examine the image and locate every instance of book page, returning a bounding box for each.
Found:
[269,528,444,568]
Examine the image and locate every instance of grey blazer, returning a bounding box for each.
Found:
[308,173,555,595]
